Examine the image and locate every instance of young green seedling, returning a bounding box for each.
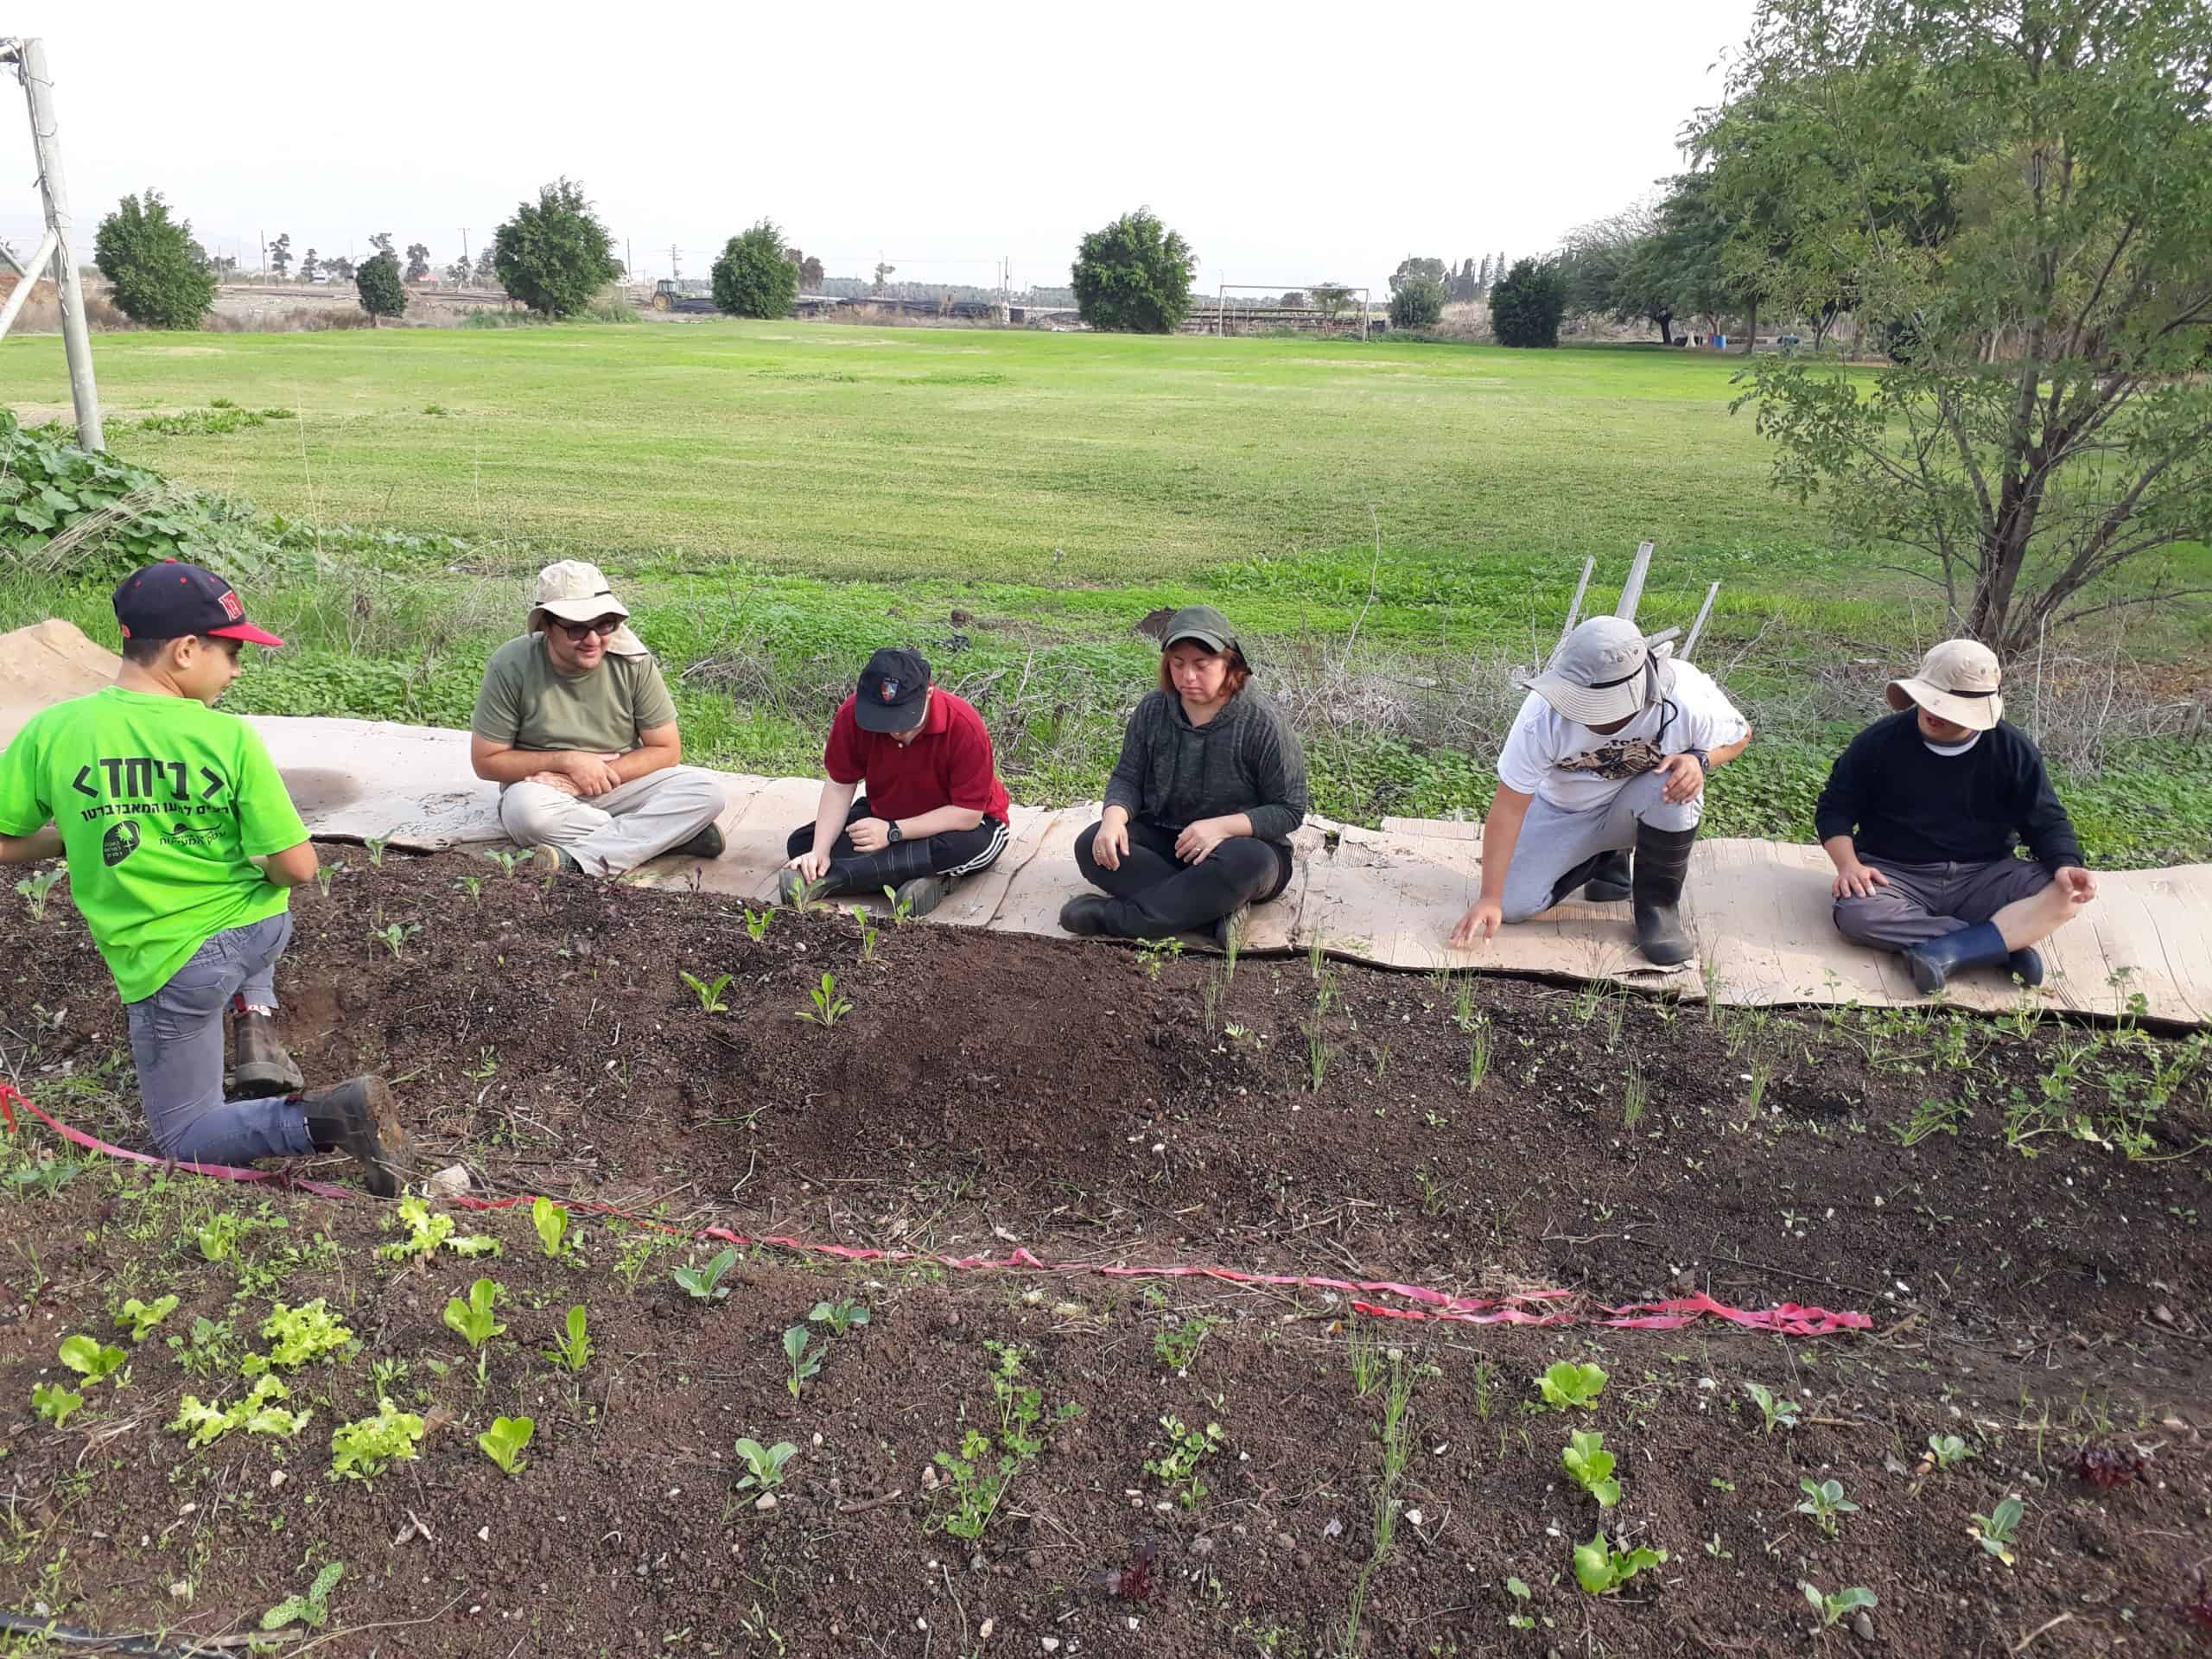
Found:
[1745,1380,1801,1433]
[369,921,420,958]
[783,1324,824,1397]
[1796,1477,1859,1535]
[114,1294,180,1343]
[671,1246,739,1302]
[1562,1429,1620,1508]
[679,969,733,1013]
[743,906,773,943]
[1143,1415,1225,1508]
[1801,1582,1877,1631]
[532,1196,572,1259]
[477,1414,534,1475]
[260,1562,345,1632]
[735,1436,798,1491]
[58,1334,127,1385]
[443,1278,507,1351]
[1926,1433,1972,1470]
[453,874,485,901]
[327,1398,426,1481]
[244,1299,355,1373]
[170,1376,312,1449]
[1535,1361,1606,1411]
[1970,1496,2023,1565]
[795,971,852,1027]
[31,1382,83,1427]
[541,1305,594,1373]
[15,867,64,922]
[1572,1531,1667,1596]
[852,906,880,961]
[482,848,524,877]
[809,1299,870,1338]
[882,884,915,926]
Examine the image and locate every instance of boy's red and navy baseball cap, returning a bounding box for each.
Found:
[112,560,285,648]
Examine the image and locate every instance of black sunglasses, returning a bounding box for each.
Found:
[553,616,624,641]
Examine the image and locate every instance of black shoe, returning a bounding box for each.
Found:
[1547,853,1608,911]
[1583,849,1633,904]
[893,873,952,919]
[672,822,725,861]
[1903,922,2010,995]
[779,867,844,906]
[1630,822,1700,966]
[1059,894,1112,937]
[2007,946,2044,988]
[228,1009,304,1099]
[299,1076,408,1199]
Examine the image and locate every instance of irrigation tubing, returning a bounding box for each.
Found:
[0,1084,1871,1337]
[0,1611,219,1656]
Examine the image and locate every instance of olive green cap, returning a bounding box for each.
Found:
[1161,604,1238,655]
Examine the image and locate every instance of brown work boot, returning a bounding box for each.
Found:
[299,1077,410,1199]
[228,1008,305,1099]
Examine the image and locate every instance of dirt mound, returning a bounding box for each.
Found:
[0,617,118,742]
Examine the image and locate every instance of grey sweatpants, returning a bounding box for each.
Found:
[1500,769,1700,923]
[499,767,727,878]
[124,911,313,1165]
[1831,855,2053,948]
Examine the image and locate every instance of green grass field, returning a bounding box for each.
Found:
[4,321,2208,863]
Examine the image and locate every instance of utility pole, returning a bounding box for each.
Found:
[669,243,680,284]
[625,237,632,282]
[1,38,102,449]
[461,227,469,269]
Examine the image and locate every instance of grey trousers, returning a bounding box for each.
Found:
[124,911,313,1165]
[499,766,727,878]
[1500,770,1700,923]
[1832,855,2053,948]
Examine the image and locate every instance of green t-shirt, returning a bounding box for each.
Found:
[0,687,308,1004]
[469,634,679,761]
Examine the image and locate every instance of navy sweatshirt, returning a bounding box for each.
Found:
[1814,711,2085,870]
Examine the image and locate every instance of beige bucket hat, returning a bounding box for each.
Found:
[1516,615,1675,727]
[1886,639,2004,731]
[531,560,645,657]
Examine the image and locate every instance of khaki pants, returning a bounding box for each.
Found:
[499,767,726,877]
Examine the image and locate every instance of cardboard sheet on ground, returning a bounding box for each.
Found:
[5,621,2206,1025]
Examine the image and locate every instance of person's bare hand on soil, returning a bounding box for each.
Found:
[1451,897,1502,949]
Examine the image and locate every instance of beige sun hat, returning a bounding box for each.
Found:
[1516,615,1676,727]
[1886,639,2004,731]
[530,560,646,657]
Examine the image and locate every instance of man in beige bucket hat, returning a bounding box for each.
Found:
[1450,614,1753,964]
[1815,638,2094,992]
[467,561,727,876]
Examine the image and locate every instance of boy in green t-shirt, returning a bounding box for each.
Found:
[0,562,406,1195]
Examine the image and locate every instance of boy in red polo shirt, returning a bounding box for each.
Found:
[780,648,1010,918]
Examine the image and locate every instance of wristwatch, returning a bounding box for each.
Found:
[1688,748,1711,774]
[887,822,904,844]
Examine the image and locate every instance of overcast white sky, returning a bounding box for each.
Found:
[5,1,1756,293]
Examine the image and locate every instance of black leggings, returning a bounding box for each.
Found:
[787,797,1008,894]
[1073,818,1292,939]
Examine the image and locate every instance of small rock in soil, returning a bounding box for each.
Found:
[1853,1611,1877,1640]
[755,1493,777,1512]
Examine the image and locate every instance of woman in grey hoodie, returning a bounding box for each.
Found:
[1059,606,1309,943]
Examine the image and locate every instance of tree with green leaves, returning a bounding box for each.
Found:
[1489,257,1567,347]
[711,219,799,319]
[1389,256,1448,295]
[355,248,407,325]
[472,246,498,288]
[300,248,321,283]
[267,232,291,280]
[492,179,620,319]
[327,255,355,282]
[1560,204,1678,343]
[1389,272,1449,329]
[1700,0,2212,656]
[1071,207,1197,334]
[92,190,218,328]
[404,243,431,283]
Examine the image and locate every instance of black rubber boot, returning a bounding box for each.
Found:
[1058,894,1112,937]
[1903,922,2010,994]
[299,1077,408,1199]
[1583,849,1633,904]
[2007,946,2044,988]
[228,1007,304,1099]
[779,866,848,906]
[1547,853,1609,910]
[1630,823,1700,966]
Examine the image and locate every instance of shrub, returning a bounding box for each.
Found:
[355,251,407,324]
[711,220,799,320]
[1388,275,1448,331]
[1071,207,1197,334]
[1490,257,1567,348]
[491,178,621,321]
[92,190,216,329]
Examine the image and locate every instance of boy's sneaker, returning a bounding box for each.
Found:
[530,844,581,876]
[298,1076,409,1199]
[893,873,953,920]
[228,1009,304,1099]
[672,822,725,861]
[779,868,838,906]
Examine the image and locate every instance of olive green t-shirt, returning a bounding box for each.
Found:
[0,687,306,1003]
[468,634,678,760]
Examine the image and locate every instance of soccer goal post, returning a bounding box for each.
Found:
[1209,283,1372,340]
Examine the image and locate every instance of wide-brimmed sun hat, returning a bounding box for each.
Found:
[1516,615,1675,727]
[531,560,645,656]
[1886,638,2004,730]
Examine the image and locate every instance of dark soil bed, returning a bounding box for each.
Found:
[2,847,2209,1657]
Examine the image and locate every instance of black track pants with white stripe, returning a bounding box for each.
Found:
[785,796,1009,893]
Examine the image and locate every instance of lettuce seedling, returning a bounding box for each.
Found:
[477,1414,534,1475]
[114,1294,180,1343]
[1563,1429,1620,1508]
[1970,1496,2023,1565]
[671,1247,739,1303]
[443,1279,507,1351]
[1744,1380,1801,1433]
[168,1376,310,1449]
[679,970,733,1013]
[380,1197,454,1262]
[31,1382,83,1427]
[261,1561,344,1632]
[1572,1531,1666,1595]
[734,1436,798,1491]
[810,1299,870,1337]
[328,1398,426,1481]
[243,1299,355,1373]
[532,1197,571,1260]
[1536,1361,1606,1411]
[1927,1433,1973,1471]
[1796,1477,1859,1535]
[58,1334,127,1385]
[542,1304,593,1373]
[1801,1582,1877,1630]
[783,1325,823,1398]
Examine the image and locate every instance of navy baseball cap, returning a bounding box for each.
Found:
[854,646,930,733]
[112,561,284,648]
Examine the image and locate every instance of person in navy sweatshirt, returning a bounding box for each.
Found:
[1815,639,2095,993]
